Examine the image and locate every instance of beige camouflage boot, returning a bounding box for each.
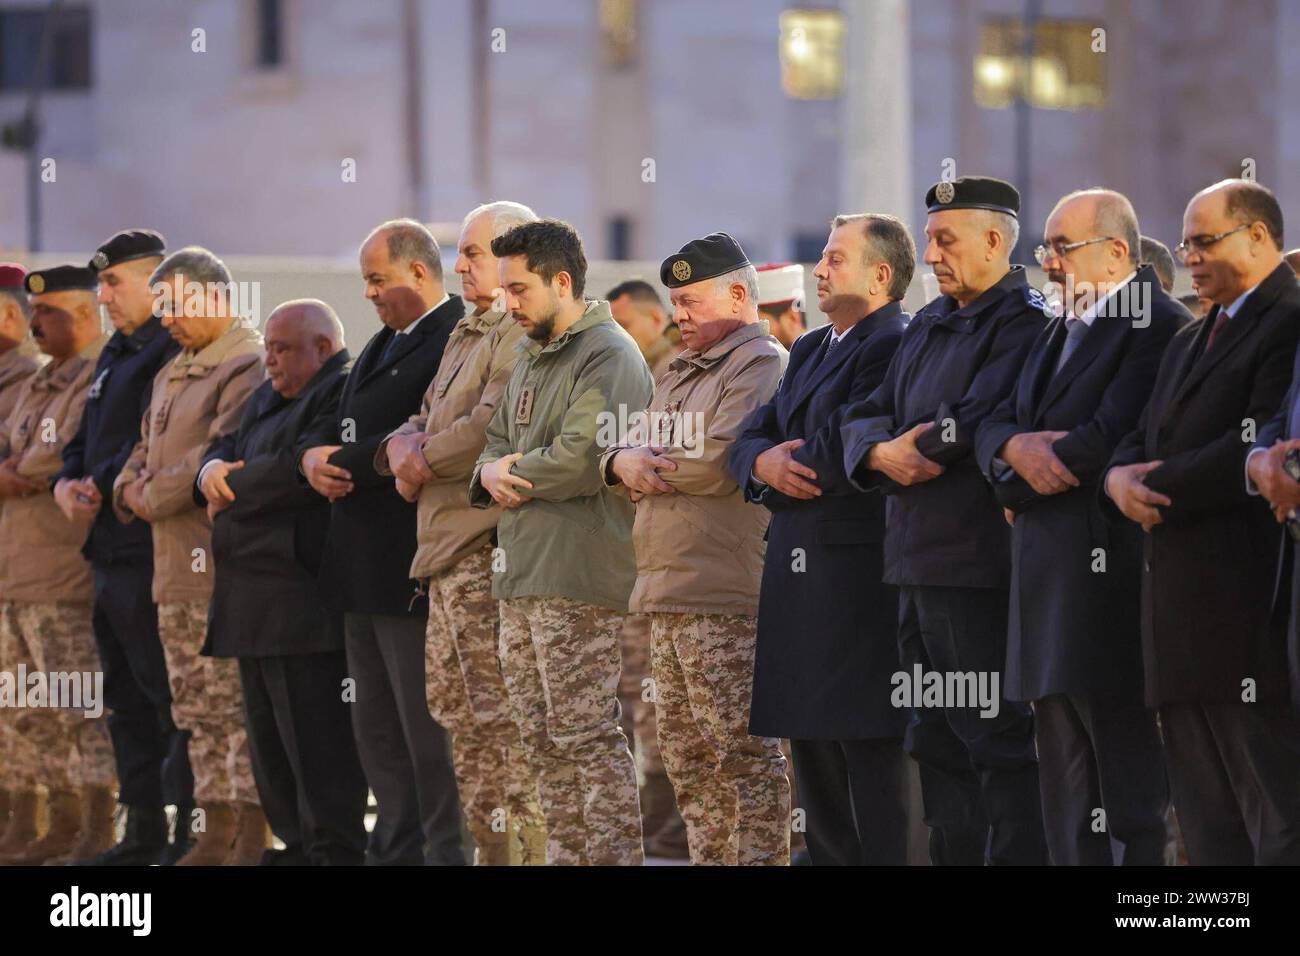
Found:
[49,785,117,865]
[223,802,269,866]
[175,803,237,866]
[0,789,40,864]
[7,789,80,865]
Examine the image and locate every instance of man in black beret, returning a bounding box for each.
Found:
[51,229,194,865]
[840,176,1051,865]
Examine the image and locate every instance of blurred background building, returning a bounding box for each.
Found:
[0,0,1293,339]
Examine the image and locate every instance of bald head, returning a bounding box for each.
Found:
[1050,189,1140,267]
[265,298,345,398]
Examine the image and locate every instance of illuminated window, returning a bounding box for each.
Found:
[779,9,844,100]
[601,0,638,69]
[974,18,1106,110]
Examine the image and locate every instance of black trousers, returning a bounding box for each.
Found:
[898,585,1047,865]
[92,563,193,810]
[344,612,465,866]
[789,737,909,865]
[239,650,368,866]
[1033,693,1169,865]
[1159,700,1300,865]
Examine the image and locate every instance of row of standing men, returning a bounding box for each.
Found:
[2,172,1299,865]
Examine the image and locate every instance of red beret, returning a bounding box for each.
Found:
[0,263,27,291]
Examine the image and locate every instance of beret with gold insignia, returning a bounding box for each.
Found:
[660,232,752,289]
[25,265,98,295]
[89,228,166,273]
[925,176,1020,218]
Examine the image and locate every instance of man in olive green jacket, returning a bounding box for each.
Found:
[470,220,653,865]
[603,233,790,865]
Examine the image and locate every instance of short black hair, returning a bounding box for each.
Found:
[491,218,588,299]
[1223,180,1284,249]
[605,279,662,308]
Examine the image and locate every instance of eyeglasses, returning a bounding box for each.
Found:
[1174,224,1250,263]
[1033,236,1115,265]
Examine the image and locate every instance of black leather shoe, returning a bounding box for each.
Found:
[73,805,166,866]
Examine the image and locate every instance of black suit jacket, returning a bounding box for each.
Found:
[728,302,907,739]
[840,266,1049,589]
[303,296,463,617]
[1105,262,1300,707]
[975,266,1186,701]
[199,349,351,657]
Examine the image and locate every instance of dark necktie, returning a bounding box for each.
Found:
[1204,311,1230,353]
[1054,317,1088,375]
[380,331,405,365]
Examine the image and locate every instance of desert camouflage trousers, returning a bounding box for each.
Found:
[157,601,257,807]
[498,595,643,865]
[0,600,115,790]
[426,546,543,863]
[619,613,665,779]
[650,612,790,865]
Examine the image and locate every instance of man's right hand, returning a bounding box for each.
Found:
[610,446,677,496]
[387,432,435,486]
[1248,440,1300,520]
[754,439,821,499]
[301,445,353,501]
[1105,461,1170,532]
[199,460,244,513]
[866,423,944,486]
[1001,430,1078,495]
[54,477,102,522]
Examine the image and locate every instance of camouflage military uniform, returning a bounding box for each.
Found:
[1,601,115,788]
[618,614,662,776]
[0,602,40,790]
[426,544,543,862]
[498,596,642,866]
[157,601,256,805]
[651,613,788,865]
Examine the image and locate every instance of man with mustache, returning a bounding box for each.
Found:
[0,266,115,864]
[112,247,267,865]
[841,177,1050,865]
[1107,178,1300,864]
[52,230,194,866]
[731,216,913,864]
[604,232,790,865]
[976,189,1186,864]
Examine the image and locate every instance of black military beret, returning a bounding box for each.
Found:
[24,265,98,295]
[89,228,166,273]
[925,176,1020,218]
[660,232,752,289]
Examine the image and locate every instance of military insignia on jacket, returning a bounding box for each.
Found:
[515,385,534,425]
[87,368,110,400]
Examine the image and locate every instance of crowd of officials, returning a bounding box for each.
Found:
[0,172,1298,867]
